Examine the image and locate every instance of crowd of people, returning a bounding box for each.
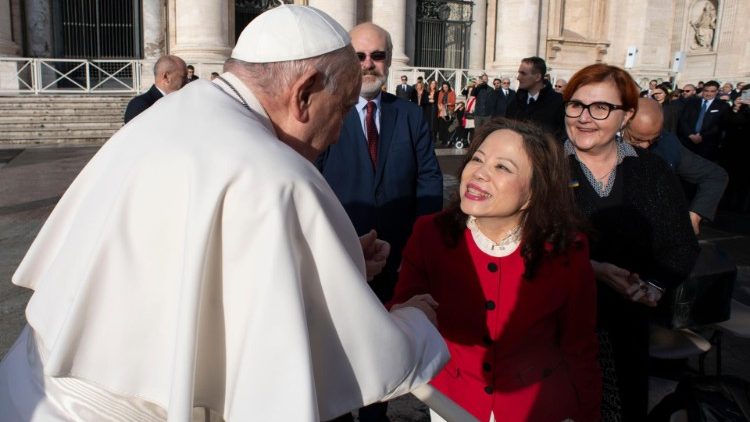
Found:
[0,4,748,422]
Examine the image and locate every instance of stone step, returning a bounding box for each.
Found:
[0,95,133,103]
[0,128,118,140]
[0,114,123,123]
[0,102,129,110]
[0,136,109,146]
[0,121,122,131]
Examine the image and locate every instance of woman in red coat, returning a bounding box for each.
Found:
[390,118,601,421]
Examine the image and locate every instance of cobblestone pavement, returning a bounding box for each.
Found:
[1,146,748,420]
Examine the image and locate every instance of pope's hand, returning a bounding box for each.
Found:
[391,294,439,327]
[359,230,390,281]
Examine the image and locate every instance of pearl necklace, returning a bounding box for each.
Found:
[467,216,521,257]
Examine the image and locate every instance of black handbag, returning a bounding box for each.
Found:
[655,243,736,329]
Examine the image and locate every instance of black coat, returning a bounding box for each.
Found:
[506,83,565,141]
[493,88,516,117]
[677,97,730,160]
[124,85,163,123]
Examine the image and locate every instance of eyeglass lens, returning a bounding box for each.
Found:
[356,51,387,62]
[565,101,618,120]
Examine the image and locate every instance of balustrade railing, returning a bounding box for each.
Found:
[0,58,141,94]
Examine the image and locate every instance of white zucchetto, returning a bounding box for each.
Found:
[232,5,350,63]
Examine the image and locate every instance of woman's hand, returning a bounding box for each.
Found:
[590,260,662,306]
[392,294,439,327]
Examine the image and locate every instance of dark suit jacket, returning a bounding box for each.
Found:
[124,85,163,123]
[395,84,414,101]
[677,97,730,160]
[316,92,443,302]
[651,132,728,221]
[506,83,565,141]
[493,88,516,117]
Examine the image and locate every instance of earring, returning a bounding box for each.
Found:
[615,131,623,143]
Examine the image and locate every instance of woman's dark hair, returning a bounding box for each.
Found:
[441,81,452,91]
[435,118,586,279]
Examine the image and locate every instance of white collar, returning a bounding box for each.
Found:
[358,92,382,110]
[466,216,521,257]
[214,72,276,135]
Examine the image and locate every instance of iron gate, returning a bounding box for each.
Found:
[51,0,141,89]
[235,0,292,41]
[415,0,473,69]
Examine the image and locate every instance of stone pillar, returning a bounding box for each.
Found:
[169,0,232,63]
[0,0,20,55]
[405,0,417,62]
[372,0,409,65]
[492,0,540,73]
[308,0,356,30]
[23,0,53,57]
[468,0,486,70]
[140,0,166,89]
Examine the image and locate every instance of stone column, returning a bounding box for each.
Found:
[23,0,53,57]
[169,0,232,63]
[0,0,20,55]
[308,0,356,30]
[140,0,166,89]
[492,0,540,73]
[372,0,409,66]
[468,0,486,70]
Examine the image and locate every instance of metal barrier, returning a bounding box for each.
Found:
[0,58,141,94]
[390,67,509,97]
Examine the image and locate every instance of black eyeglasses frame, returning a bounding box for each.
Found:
[356,51,388,62]
[564,100,626,120]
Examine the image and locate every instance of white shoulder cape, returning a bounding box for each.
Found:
[7,75,448,421]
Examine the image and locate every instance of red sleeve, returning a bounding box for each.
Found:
[560,236,602,422]
[386,216,432,309]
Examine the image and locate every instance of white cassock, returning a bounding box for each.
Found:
[0,73,449,421]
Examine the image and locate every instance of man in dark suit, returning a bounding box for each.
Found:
[506,56,565,141]
[124,55,187,123]
[493,77,515,117]
[315,22,443,421]
[395,75,414,101]
[677,80,730,161]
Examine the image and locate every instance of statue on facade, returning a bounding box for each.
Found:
[690,1,717,50]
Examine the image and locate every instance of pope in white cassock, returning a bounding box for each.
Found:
[0,5,449,421]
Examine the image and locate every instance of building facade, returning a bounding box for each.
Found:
[1,0,748,91]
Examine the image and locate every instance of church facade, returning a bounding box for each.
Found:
[1,0,748,91]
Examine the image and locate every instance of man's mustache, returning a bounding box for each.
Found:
[362,70,383,77]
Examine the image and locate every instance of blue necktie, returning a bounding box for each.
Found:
[694,100,707,133]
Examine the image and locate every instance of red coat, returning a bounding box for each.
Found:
[391,214,601,422]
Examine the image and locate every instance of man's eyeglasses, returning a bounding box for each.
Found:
[356,51,388,62]
[564,100,625,120]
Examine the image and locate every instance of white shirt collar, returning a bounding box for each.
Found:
[356,93,382,135]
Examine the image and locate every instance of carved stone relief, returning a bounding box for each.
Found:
[689,0,718,51]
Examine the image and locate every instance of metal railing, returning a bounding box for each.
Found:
[390,66,506,97]
[0,58,141,94]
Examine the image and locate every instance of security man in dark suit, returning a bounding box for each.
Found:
[677,80,730,161]
[506,56,565,141]
[395,75,414,101]
[124,55,187,123]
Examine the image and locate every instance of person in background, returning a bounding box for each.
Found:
[390,118,601,422]
[437,81,456,145]
[624,98,728,235]
[651,84,681,133]
[185,64,199,83]
[210,72,219,80]
[427,79,439,142]
[554,78,568,93]
[506,56,565,141]
[720,85,750,212]
[677,80,731,161]
[124,55,187,123]
[563,64,699,421]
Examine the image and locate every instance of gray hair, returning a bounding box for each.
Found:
[224,45,358,96]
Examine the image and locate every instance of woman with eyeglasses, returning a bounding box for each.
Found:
[563,64,699,421]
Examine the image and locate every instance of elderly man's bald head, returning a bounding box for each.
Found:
[625,98,663,149]
[153,55,187,94]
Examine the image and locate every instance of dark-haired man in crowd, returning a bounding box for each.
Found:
[677,80,730,161]
[506,56,565,140]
